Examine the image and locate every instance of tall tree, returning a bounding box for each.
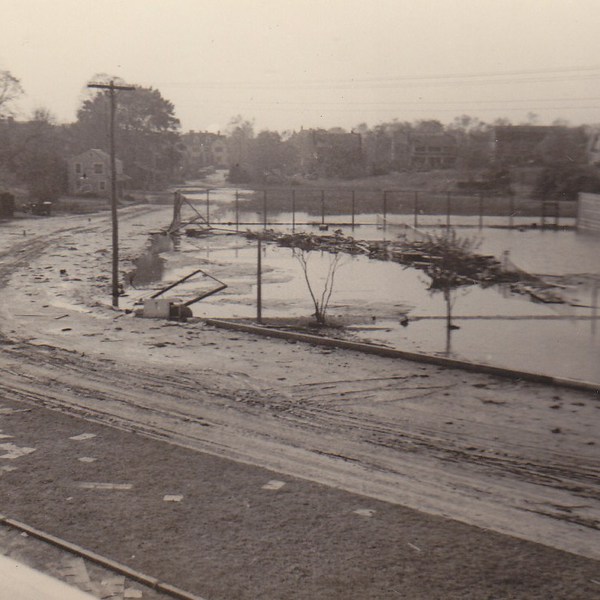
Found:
[249,130,296,182]
[73,82,181,189]
[447,114,493,171]
[226,115,255,181]
[0,70,25,185]
[13,109,68,200]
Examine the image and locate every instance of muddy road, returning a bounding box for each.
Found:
[0,206,598,561]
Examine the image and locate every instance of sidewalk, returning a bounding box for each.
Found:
[0,389,598,599]
[0,554,96,600]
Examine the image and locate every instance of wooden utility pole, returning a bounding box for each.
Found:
[87,80,135,307]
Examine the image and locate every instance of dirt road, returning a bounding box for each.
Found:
[0,206,598,565]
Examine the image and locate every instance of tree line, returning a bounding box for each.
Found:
[0,71,181,201]
[2,67,599,203]
[224,114,600,201]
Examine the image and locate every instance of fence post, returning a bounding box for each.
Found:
[321,190,325,225]
[478,193,483,230]
[235,190,239,232]
[592,279,598,336]
[414,191,419,228]
[351,190,356,230]
[383,190,388,230]
[446,191,451,230]
[509,193,514,229]
[206,189,210,227]
[263,190,267,229]
[257,236,262,323]
[541,199,546,229]
[292,189,296,232]
[555,201,560,228]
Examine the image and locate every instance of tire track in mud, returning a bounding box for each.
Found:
[1,339,599,560]
[5,340,598,496]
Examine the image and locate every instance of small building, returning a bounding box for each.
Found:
[288,128,363,177]
[68,149,125,197]
[179,131,229,177]
[578,192,600,233]
[409,133,457,170]
[363,129,457,173]
[586,126,600,166]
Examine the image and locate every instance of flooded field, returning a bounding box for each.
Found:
[129,191,600,384]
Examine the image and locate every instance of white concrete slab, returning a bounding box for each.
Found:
[0,554,96,600]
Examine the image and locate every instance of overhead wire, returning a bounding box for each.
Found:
[155,64,600,90]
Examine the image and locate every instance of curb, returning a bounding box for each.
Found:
[204,318,600,394]
[0,515,206,600]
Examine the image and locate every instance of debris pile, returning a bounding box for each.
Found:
[245,229,521,289]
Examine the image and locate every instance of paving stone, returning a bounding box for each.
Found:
[70,433,98,441]
[60,556,96,594]
[77,482,133,491]
[0,442,36,459]
[262,480,286,490]
[100,574,126,599]
[163,494,183,502]
[354,508,376,517]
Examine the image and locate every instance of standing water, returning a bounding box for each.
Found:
[129,191,600,385]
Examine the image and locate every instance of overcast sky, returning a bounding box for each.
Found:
[3,0,600,133]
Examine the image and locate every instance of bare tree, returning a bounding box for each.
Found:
[421,228,481,352]
[295,249,343,326]
[0,70,24,118]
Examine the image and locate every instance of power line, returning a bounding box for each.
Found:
[155,64,600,90]
[192,96,600,108]
[211,104,600,114]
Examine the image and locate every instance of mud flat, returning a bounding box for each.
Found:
[0,204,598,569]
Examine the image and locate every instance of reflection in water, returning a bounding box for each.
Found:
[131,252,165,286]
[130,233,177,288]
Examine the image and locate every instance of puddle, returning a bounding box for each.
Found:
[128,199,600,385]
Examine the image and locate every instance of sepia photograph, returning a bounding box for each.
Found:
[0,1,598,598]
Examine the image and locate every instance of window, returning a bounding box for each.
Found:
[99,181,106,191]
[93,163,104,174]
[75,163,82,174]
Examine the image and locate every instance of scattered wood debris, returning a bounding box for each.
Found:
[244,229,556,299]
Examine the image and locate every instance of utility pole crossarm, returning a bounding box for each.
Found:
[87,83,136,91]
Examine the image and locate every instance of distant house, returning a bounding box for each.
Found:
[409,133,457,170]
[289,128,363,177]
[210,138,229,168]
[586,127,600,166]
[68,149,126,197]
[179,131,229,176]
[363,130,457,173]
